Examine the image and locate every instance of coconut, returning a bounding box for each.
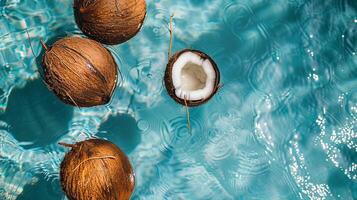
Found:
[164,49,220,107]
[60,139,135,200]
[74,0,147,45]
[41,36,118,107]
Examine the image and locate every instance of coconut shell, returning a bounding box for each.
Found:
[74,0,147,45]
[60,139,135,200]
[42,36,118,107]
[164,49,220,107]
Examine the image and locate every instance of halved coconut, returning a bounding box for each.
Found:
[164,49,220,107]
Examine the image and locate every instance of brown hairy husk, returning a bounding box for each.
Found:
[42,36,118,107]
[74,0,147,45]
[60,139,135,200]
[164,49,220,107]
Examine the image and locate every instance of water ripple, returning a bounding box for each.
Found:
[222,2,254,40]
[160,116,205,155]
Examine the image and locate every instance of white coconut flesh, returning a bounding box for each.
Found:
[172,52,216,101]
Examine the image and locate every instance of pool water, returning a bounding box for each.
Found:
[0,0,356,199]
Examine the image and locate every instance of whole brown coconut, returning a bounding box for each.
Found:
[60,139,135,200]
[74,0,147,45]
[42,36,118,107]
[164,49,221,107]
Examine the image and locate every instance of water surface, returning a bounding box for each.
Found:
[0,0,356,199]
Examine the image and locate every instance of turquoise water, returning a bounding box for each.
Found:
[0,0,356,199]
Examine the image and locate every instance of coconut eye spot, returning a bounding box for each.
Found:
[180,62,207,91]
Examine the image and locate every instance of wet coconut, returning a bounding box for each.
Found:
[42,36,118,107]
[74,0,147,45]
[164,49,220,107]
[60,139,135,200]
